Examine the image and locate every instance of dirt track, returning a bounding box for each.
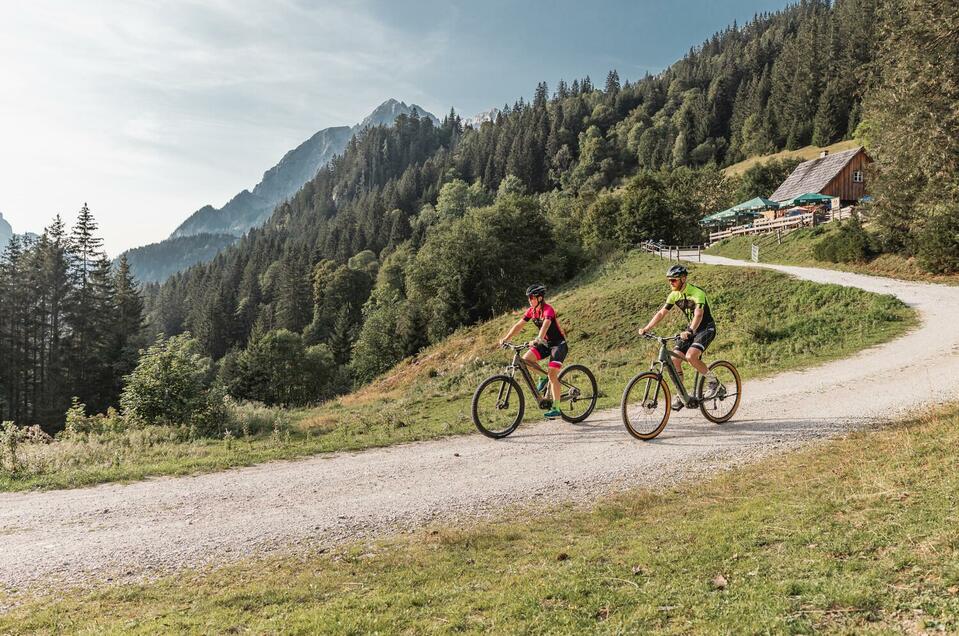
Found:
[3,257,958,596]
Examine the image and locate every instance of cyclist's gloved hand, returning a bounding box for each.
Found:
[638,327,648,336]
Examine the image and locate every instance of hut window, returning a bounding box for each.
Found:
[853,170,864,183]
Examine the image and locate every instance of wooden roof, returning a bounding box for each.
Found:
[770,147,864,202]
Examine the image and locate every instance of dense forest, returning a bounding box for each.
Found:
[0,207,144,427]
[2,0,955,430]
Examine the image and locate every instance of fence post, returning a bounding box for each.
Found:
[751,244,760,263]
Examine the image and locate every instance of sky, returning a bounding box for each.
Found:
[0,0,790,256]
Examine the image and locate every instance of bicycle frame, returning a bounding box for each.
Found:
[501,343,577,407]
[643,336,701,407]
[505,346,550,403]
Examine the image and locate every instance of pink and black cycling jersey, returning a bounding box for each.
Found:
[523,303,566,346]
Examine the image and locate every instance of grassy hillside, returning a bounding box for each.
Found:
[304,251,913,439]
[7,404,958,633]
[722,139,861,176]
[707,224,959,285]
[0,252,916,491]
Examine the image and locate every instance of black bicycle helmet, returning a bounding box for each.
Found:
[525,283,546,297]
[666,264,688,278]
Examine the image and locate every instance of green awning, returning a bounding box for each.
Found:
[700,207,761,226]
[731,196,779,211]
[782,192,833,206]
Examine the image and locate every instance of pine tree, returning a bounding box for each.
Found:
[533,82,549,109]
[277,250,312,333]
[109,255,145,401]
[66,204,106,412]
[605,70,621,95]
[328,304,355,366]
[36,216,73,421]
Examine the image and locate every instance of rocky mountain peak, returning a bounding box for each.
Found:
[357,99,440,130]
[127,98,440,282]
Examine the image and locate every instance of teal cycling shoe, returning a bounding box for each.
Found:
[536,377,549,394]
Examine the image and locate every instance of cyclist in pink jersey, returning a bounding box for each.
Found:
[499,284,567,419]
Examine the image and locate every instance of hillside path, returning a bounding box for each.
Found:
[3,256,959,595]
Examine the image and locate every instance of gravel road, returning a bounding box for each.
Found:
[3,257,958,597]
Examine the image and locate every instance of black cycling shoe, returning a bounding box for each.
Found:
[671,397,685,411]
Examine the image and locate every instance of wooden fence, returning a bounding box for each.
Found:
[707,206,854,243]
[642,241,703,262]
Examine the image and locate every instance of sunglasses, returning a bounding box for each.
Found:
[668,278,681,283]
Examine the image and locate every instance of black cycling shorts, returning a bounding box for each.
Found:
[532,341,568,368]
[674,325,716,354]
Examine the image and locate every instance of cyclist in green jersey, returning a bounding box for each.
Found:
[638,264,720,410]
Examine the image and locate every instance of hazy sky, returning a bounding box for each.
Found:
[0,0,789,255]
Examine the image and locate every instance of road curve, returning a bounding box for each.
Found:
[3,257,958,595]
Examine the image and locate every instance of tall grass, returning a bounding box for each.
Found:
[0,399,293,492]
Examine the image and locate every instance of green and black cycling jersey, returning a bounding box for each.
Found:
[664,283,715,331]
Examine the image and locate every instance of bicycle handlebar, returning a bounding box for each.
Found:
[641,332,680,343]
[500,341,531,351]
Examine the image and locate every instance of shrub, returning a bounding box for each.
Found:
[224,398,292,437]
[219,330,336,406]
[120,333,214,427]
[812,216,879,263]
[64,399,130,436]
[1,421,25,473]
[915,204,959,274]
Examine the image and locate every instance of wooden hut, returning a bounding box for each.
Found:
[771,147,871,205]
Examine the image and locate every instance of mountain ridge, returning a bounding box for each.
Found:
[171,99,439,240]
[124,99,438,283]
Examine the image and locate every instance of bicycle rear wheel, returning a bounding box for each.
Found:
[557,364,598,423]
[471,374,525,438]
[621,372,671,440]
[697,360,742,424]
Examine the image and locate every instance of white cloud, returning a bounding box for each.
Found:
[0,0,450,254]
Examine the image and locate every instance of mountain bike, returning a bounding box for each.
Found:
[471,342,598,438]
[620,332,741,440]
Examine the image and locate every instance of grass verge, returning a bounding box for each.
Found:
[5,404,958,633]
[707,224,959,286]
[1,252,916,492]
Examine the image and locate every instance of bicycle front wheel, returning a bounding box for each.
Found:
[697,360,742,424]
[472,374,525,438]
[621,372,671,440]
[557,364,598,423]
